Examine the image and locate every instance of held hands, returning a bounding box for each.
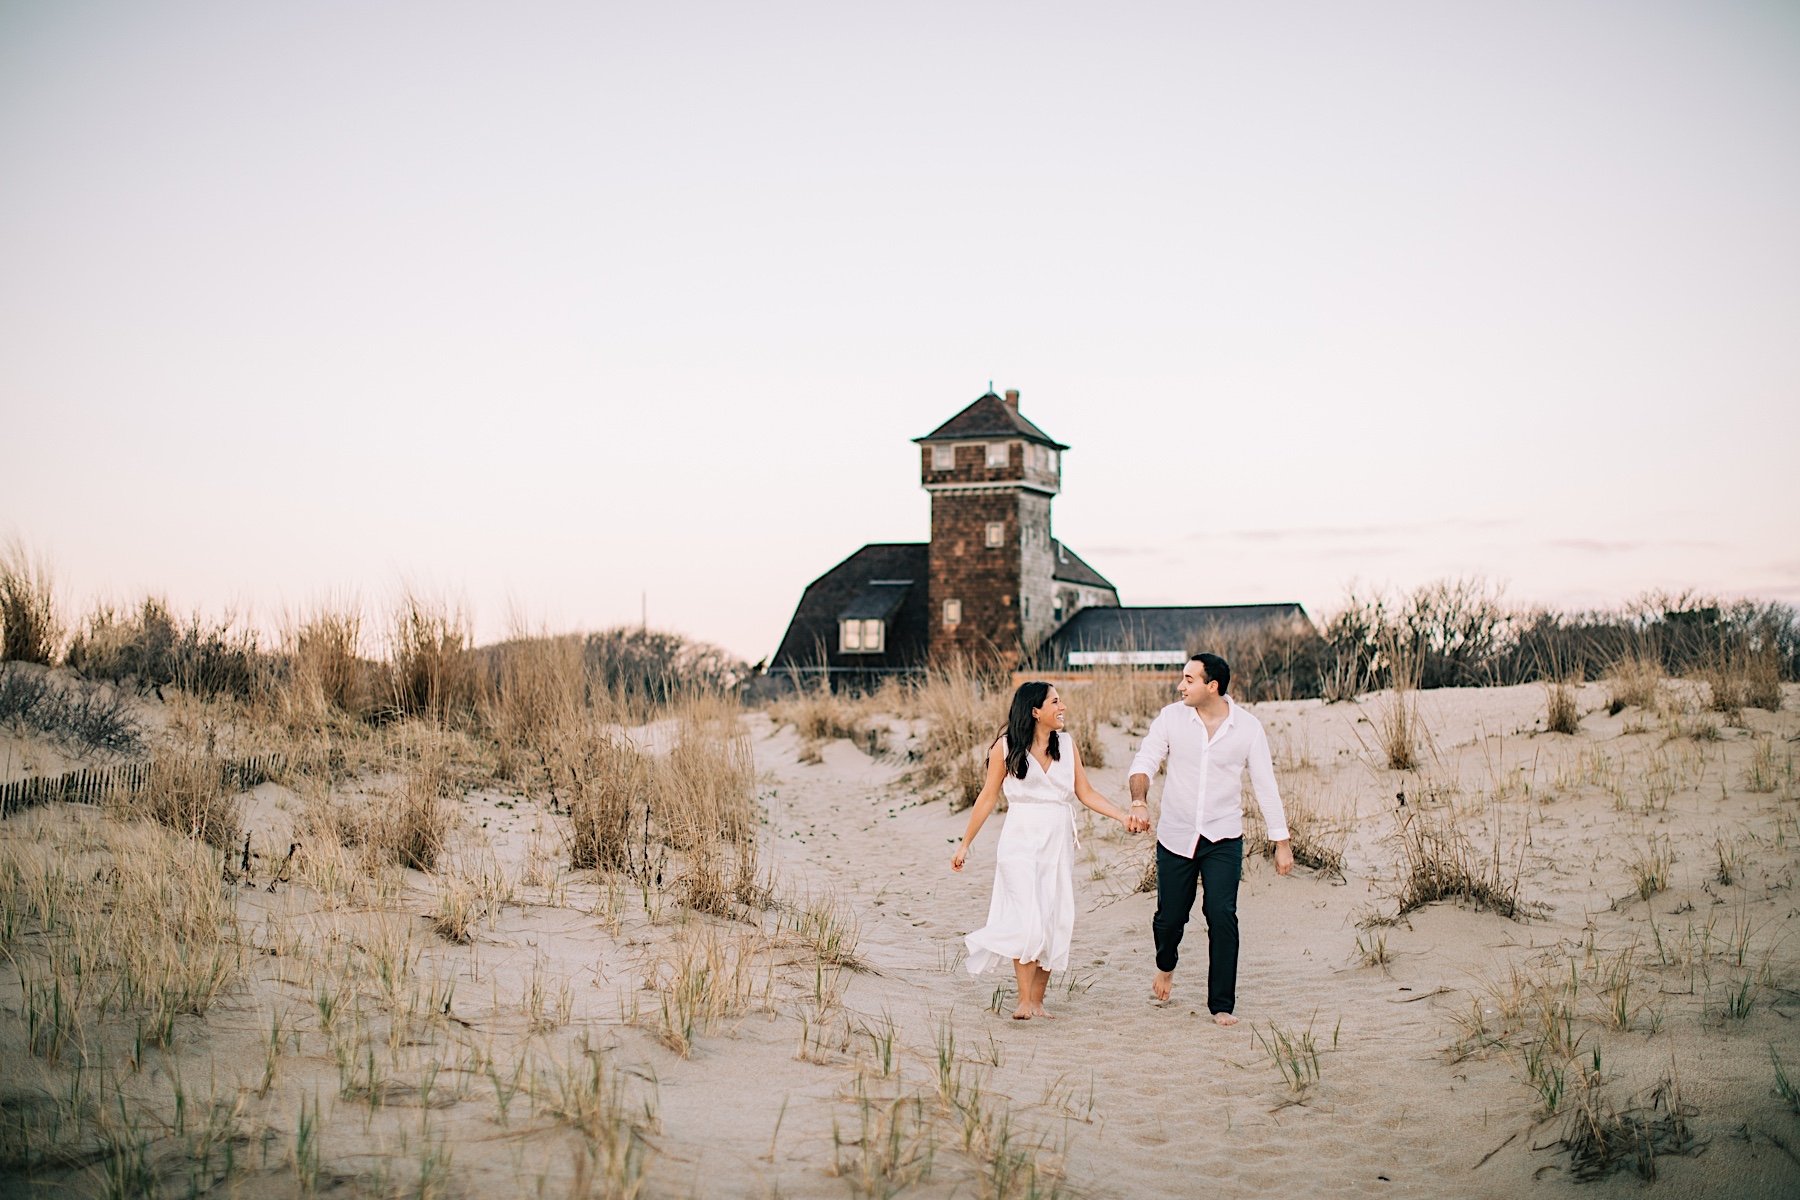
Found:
[1122,803,1150,834]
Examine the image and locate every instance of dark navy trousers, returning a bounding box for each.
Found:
[1152,836,1243,1015]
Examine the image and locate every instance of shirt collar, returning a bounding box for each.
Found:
[1184,696,1237,730]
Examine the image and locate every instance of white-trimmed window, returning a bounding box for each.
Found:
[984,521,1005,548]
[942,599,962,626]
[1048,448,1060,473]
[1022,594,1030,619]
[931,443,955,471]
[984,442,1009,468]
[839,618,884,653]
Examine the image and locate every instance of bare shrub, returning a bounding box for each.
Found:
[66,598,267,700]
[1191,616,1329,702]
[584,626,750,708]
[1321,590,1389,698]
[110,750,242,849]
[0,540,61,665]
[0,664,143,755]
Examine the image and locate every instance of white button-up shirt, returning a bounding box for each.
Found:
[1128,697,1288,855]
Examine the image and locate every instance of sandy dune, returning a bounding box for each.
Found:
[3,681,1798,1198]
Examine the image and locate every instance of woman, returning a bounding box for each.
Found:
[951,681,1142,1019]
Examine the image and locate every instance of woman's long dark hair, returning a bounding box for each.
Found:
[997,680,1059,780]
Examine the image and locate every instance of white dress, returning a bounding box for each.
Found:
[964,739,1078,976]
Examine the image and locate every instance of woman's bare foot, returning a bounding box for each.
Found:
[1031,1003,1056,1020]
[1151,970,1174,1003]
[1212,1011,1238,1027]
[1011,1005,1033,1020]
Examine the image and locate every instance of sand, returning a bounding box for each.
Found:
[3,681,1798,1198]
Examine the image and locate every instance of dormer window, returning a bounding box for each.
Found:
[985,442,1009,468]
[839,618,885,654]
[931,443,955,471]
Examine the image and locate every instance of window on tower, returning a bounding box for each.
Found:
[931,443,955,471]
[943,599,962,626]
[985,442,1009,468]
[984,521,1005,548]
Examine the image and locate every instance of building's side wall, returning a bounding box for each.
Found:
[1018,491,1057,652]
[928,490,1024,666]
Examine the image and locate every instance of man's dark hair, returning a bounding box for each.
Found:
[1189,652,1231,695]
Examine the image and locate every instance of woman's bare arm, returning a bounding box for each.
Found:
[951,741,1009,870]
[1070,740,1133,826]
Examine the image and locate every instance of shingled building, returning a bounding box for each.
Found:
[769,387,1312,688]
[770,389,1119,684]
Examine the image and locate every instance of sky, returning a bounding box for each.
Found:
[2,0,1797,663]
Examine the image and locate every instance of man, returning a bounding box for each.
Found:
[1128,652,1292,1026]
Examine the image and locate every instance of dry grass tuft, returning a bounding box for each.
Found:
[1557,1071,1702,1182]
[1375,690,1420,771]
[282,603,374,719]
[1077,669,1174,728]
[1699,646,1783,717]
[109,749,242,849]
[1244,779,1348,879]
[1,814,242,1057]
[0,539,62,665]
[908,663,1004,810]
[1390,799,1532,920]
[386,592,481,724]
[564,729,659,878]
[1606,653,1662,714]
[1544,681,1580,735]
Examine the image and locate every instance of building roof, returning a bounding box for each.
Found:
[913,391,1068,450]
[1036,603,1313,667]
[1050,540,1115,591]
[838,581,912,621]
[769,543,931,673]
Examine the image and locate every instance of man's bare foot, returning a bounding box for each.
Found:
[1212,1011,1238,1027]
[1151,970,1173,1003]
[1011,1005,1033,1020]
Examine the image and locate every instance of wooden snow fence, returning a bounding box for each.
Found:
[0,754,287,819]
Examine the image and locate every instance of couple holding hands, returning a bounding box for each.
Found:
[950,653,1293,1023]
